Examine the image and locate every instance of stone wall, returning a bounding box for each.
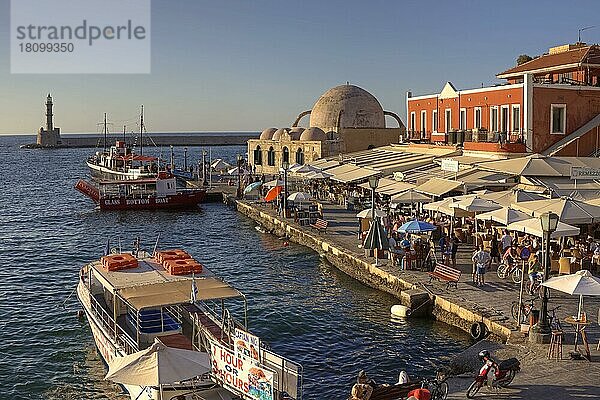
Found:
[235,200,511,342]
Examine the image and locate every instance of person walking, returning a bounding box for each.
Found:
[501,229,513,254]
[472,244,491,286]
[490,234,500,267]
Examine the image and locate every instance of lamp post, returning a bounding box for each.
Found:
[237,154,243,199]
[531,211,559,342]
[282,160,289,217]
[202,150,208,186]
[368,175,380,262]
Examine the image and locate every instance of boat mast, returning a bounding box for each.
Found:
[123,125,126,143]
[103,113,108,151]
[140,105,144,156]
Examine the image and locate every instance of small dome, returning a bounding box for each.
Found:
[289,127,305,140]
[300,127,327,141]
[272,128,290,141]
[259,127,277,140]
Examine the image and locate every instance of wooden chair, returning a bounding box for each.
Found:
[559,257,571,275]
[550,259,560,274]
[548,330,564,360]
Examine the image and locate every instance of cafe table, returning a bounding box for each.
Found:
[564,316,591,361]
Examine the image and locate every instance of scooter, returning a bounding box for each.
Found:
[466,350,520,398]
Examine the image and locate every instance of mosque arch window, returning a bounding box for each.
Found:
[295,148,304,165]
[282,147,290,164]
[253,145,263,165]
[267,147,275,166]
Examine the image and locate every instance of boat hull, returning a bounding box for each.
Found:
[98,191,206,210]
[87,160,156,181]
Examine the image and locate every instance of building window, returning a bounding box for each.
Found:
[511,105,521,133]
[295,148,304,165]
[459,108,466,130]
[500,105,509,133]
[474,107,482,129]
[282,146,289,164]
[253,145,262,165]
[490,106,498,132]
[420,110,426,137]
[410,112,416,133]
[432,110,438,132]
[445,109,451,133]
[267,146,275,166]
[551,104,566,134]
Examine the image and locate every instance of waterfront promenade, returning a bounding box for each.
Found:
[234,198,600,397]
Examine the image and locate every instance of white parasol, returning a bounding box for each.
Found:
[542,270,600,319]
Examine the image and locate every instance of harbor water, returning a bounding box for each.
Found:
[0,135,472,400]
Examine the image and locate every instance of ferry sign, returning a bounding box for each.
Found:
[570,166,600,180]
[210,341,274,400]
[234,328,261,363]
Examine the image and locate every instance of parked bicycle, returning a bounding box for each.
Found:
[511,296,537,324]
[497,261,523,283]
[421,370,449,400]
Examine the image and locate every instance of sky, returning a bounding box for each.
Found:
[1,0,599,135]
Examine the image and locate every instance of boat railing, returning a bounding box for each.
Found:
[260,347,304,400]
[85,285,139,354]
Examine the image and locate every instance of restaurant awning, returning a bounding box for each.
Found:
[513,197,600,225]
[475,207,532,225]
[507,218,580,239]
[332,167,380,183]
[414,178,463,197]
[118,278,242,310]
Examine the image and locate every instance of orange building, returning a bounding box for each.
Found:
[406,43,600,156]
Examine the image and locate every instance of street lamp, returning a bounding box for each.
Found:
[237,154,243,199]
[282,160,289,217]
[202,150,208,186]
[533,211,559,339]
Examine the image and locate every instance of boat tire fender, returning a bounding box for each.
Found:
[470,322,488,341]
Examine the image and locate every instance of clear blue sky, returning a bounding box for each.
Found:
[1,0,599,135]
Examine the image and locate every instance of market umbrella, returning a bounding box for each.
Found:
[287,192,311,202]
[363,218,389,266]
[475,207,531,226]
[513,197,600,225]
[390,189,432,204]
[356,209,387,219]
[244,181,262,194]
[506,218,580,239]
[304,171,333,180]
[264,185,283,202]
[450,196,502,213]
[105,338,211,387]
[264,179,284,188]
[295,164,321,174]
[542,270,600,319]
[287,163,302,172]
[397,220,437,233]
[210,158,231,172]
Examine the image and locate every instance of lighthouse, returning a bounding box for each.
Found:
[36,93,62,147]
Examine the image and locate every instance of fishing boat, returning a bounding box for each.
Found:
[87,106,159,181]
[77,242,303,400]
[75,171,206,211]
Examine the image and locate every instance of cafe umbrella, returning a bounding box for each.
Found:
[363,217,389,266]
[397,220,437,233]
[243,181,262,194]
[541,269,600,320]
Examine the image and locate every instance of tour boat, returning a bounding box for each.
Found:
[75,172,206,210]
[86,106,158,181]
[77,243,303,400]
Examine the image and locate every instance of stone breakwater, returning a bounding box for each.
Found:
[234,200,512,342]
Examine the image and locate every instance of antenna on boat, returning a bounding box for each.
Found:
[152,233,161,256]
[103,113,109,151]
[123,125,126,143]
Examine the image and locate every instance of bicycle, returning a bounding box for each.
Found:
[511,296,538,324]
[421,370,449,400]
[497,261,523,283]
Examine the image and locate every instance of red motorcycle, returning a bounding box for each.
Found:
[466,350,520,398]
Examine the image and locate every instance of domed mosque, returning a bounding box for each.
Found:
[248,84,405,174]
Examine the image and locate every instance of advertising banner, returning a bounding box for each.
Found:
[234,328,261,362]
[441,158,459,173]
[210,341,274,400]
[570,166,600,180]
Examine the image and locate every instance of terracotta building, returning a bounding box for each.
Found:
[248,84,405,174]
[406,43,600,156]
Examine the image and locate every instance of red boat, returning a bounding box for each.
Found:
[75,172,205,210]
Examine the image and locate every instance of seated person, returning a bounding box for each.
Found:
[350,370,375,400]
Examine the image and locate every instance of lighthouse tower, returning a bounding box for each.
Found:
[37,93,61,147]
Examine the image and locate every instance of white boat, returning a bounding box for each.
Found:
[77,243,303,400]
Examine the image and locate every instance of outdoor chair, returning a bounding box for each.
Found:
[559,257,571,275]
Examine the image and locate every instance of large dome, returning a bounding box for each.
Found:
[272,128,289,141]
[300,127,326,141]
[259,127,277,140]
[309,84,385,132]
